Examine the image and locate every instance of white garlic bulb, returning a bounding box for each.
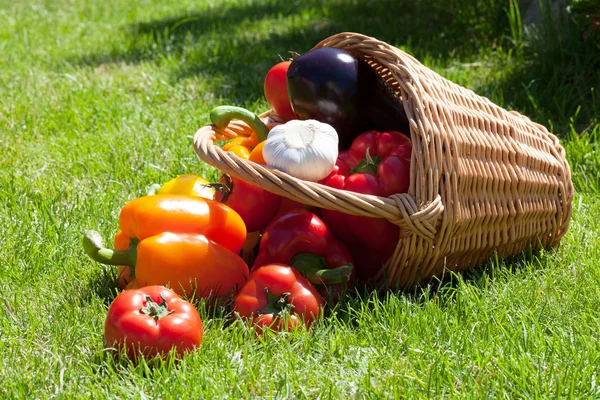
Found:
[263,120,339,181]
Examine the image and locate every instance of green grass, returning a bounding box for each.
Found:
[1,0,599,397]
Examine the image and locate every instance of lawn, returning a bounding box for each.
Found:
[1,0,599,398]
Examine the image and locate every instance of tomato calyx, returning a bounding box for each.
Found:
[83,230,139,277]
[258,287,294,317]
[140,294,175,321]
[350,148,382,175]
[289,253,353,286]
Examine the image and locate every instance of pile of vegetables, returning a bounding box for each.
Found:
[83,46,412,361]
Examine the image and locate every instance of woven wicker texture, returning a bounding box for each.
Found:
[193,32,573,289]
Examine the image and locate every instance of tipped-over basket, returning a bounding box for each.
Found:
[193,32,573,289]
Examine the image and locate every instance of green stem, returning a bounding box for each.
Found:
[210,106,269,143]
[202,174,232,203]
[289,253,353,285]
[140,295,174,321]
[258,288,294,316]
[82,230,138,277]
[350,147,382,175]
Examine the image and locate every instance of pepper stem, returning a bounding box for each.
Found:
[210,106,269,143]
[350,147,383,175]
[140,295,174,321]
[289,253,353,285]
[258,287,294,316]
[203,174,232,203]
[82,230,138,277]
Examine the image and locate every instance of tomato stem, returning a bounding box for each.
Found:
[258,287,294,316]
[82,230,138,277]
[140,295,174,321]
[210,106,269,143]
[289,253,353,285]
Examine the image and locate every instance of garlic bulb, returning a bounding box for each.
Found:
[263,120,339,181]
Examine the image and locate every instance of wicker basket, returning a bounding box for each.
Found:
[193,32,573,289]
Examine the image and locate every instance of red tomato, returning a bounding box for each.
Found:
[264,61,296,121]
[104,286,203,359]
[232,264,324,333]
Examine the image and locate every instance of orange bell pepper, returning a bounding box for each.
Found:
[83,195,249,298]
[248,141,266,164]
[221,133,258,159]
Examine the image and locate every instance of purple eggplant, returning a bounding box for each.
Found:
[286,47,409,150]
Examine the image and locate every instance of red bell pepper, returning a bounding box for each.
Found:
[252,209,354,295]
[211,174,282,233]
[319,130,412,268]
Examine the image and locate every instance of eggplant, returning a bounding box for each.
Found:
[286,47,410,150]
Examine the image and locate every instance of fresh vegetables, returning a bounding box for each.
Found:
[264,61,296,121]
[319,130,412,260]
[209,106,286,232]
[104,286,203,359]
[232,264,324,333]
[79,45,417,361]
[263,119,339,181]
[212,174,282,232]
[252,209,354,293]
[83,195,248,298]
[286,47,409,150]
[147,174,215,199]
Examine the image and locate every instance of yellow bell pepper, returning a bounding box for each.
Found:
[148,174,215,200]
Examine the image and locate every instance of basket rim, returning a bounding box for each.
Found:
[192,122,445,242]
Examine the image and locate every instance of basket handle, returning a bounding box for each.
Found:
[193,126,444,241]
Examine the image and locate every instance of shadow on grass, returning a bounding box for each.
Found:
[82,267,123,307]
[329,244,548,325]
[68,0,598,131]
[68,0,506,104]
[478,6,600,133]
